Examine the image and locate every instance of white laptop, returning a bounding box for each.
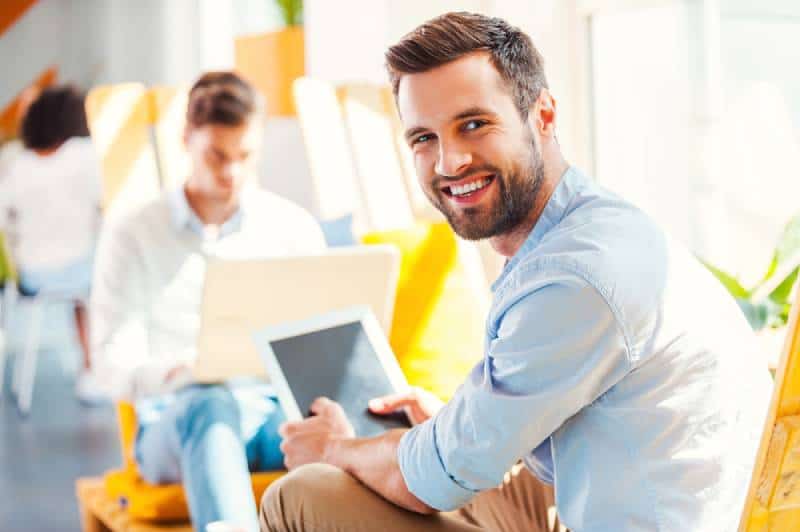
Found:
[253,306,412,437]
[193,245,400,383]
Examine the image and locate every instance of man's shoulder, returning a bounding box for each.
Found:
[104,193,173,239]
[511,193,665,286]
[242,187,322,237]
[245,187,314,218]
[493,191,672,339]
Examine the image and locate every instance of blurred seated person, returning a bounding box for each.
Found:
[0,84,103,403]
[90,71,326,532]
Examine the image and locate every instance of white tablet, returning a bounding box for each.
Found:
[253,306,411,437]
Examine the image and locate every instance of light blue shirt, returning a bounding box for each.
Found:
[168,185,244,239]
[398,167,772,531]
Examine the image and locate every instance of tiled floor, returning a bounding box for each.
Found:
[1,302,119,531]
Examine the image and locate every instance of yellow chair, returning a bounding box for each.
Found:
[149,85,190,189]
[338,83,442,224]
[103,402,284,522]
[363,222,487,399]
[292,77,367,228]
[739,290,800,531]
[337,83,415,232]
[85,84,161,215]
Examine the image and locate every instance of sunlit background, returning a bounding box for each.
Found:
[3,0,799,283]
[1,1,799,530]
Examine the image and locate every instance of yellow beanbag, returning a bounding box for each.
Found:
[103,403,284,522]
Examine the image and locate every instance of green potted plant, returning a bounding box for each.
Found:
[705,214,800,332]
[704,214,800,371]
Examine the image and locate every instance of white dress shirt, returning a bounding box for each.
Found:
[0,137,101,270]
[90,184,326,400]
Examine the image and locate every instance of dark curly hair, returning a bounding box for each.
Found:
[20,85,89,150]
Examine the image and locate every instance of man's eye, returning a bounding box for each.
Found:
[463,119,486,131]
[413,134,434,145]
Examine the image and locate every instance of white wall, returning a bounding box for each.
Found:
[716,1,800,284]
[305,0,392,85]
[0,1,66,104]
[0,0,240,101]
[590,2,695,249]
[101,0,204,86]
[581,0,800,283]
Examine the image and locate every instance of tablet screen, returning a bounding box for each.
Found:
[268,320,411,437]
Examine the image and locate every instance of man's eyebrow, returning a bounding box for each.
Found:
[404,107,496,141]
[452,106,494,121]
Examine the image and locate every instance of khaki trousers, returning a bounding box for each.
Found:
[260,462,566,532]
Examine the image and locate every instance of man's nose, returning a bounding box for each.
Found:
[434,140,472,178]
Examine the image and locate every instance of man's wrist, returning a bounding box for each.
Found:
[323,436,353,472]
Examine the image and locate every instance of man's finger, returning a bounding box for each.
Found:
[310,396,337,415]
[368,391,417,413]
[279,421,303,437]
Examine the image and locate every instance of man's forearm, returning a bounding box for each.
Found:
[325,429,435,514]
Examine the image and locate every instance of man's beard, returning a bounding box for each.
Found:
[428,145,544,241]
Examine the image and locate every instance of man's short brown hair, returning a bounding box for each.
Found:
[186,71,260,128]
[385,12,548,118]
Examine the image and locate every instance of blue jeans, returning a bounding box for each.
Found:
[135,384,285,532]
[18,253,93,298]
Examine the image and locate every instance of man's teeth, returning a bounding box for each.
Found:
[449,178,491,197]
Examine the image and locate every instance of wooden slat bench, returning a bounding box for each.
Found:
[75,477,192,532]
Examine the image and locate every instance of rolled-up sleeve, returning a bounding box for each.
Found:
[398,416,477,510]
[397,270,631,511]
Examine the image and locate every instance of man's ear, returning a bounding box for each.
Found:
[527,88,557,138]
[182,125,191,149]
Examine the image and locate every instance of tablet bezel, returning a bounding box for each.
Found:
[253,305,410,422]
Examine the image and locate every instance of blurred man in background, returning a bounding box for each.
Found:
[91,71,325,532]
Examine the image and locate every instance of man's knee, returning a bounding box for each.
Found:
[176,386,240,444]
[260,463,353,531]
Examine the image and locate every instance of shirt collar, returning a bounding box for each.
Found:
[168,185,245,239]
[491,166,587,292]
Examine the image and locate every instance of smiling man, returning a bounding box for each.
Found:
[259,12,772,532]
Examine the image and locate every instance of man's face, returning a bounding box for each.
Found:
[398,52,543,240]
[184,120,260,202]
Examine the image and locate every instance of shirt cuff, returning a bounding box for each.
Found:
[397,418,477,512]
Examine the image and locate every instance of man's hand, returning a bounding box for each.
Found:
[278,397,355,470]
[165,363,191,383]
[368,387,444,425]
